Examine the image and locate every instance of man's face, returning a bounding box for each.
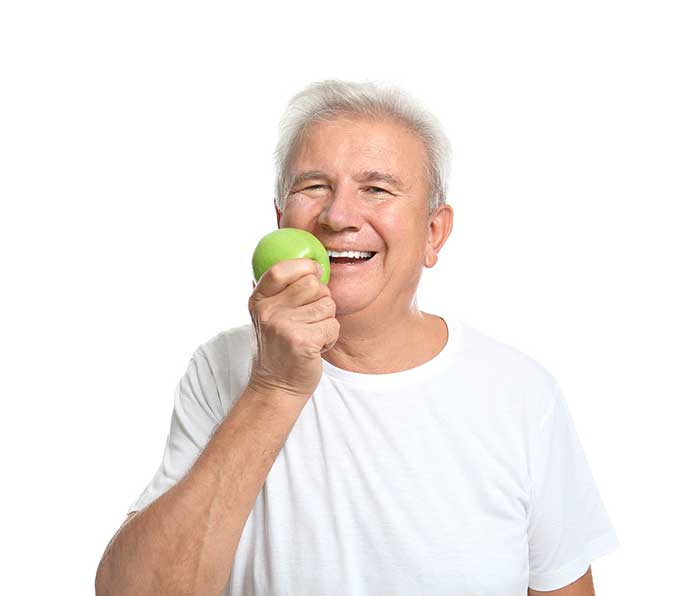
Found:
[277,115,452,317]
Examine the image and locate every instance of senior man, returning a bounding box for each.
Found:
[96,80,619,596]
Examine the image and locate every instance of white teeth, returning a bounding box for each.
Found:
[327,250,374,259]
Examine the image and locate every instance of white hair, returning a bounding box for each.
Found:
[273,79,451,216]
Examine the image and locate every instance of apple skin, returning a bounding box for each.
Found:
[252,228,331,285]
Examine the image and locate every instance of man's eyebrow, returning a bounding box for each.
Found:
[289,170,329,188]
[354,170,406,190]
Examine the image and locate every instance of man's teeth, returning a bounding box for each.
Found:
[327,250,374,259]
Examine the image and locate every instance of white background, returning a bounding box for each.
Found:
[1,1,698,594]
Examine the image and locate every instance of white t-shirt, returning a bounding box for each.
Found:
[128,315,620,595]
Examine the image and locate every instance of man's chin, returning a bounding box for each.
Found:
[333,305,364,318]
[332,298,374,318]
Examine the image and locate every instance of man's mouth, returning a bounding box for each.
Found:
[327,250,378,265]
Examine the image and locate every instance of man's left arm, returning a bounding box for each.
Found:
[528,565,595,595]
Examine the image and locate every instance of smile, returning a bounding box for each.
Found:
[327,250,378,266]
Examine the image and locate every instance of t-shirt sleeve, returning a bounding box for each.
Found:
[126,348,224,515]
[527,380,620,591]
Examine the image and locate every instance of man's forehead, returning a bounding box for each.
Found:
[289,117,427,192]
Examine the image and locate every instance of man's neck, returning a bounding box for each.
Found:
[322,307,445,374]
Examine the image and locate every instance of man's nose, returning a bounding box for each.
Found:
[317,183,363,231]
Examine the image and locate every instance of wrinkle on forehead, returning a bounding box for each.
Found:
[290,115,427,195]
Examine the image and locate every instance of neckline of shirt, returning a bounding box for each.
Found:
[320,314,463,389]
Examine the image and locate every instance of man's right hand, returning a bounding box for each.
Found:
[247,258,339,402]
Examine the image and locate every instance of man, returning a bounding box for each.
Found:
[96,80,619,595]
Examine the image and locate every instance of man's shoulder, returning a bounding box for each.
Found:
[200,321,254,351]
[193,322,255,372]
[451,317,557,390]
[448,318,560,423]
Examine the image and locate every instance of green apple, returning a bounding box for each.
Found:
[252,227,331,285]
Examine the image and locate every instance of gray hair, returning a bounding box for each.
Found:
[273,79,451,216]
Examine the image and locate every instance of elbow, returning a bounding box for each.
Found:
[94,559,110,596]
[95,548,121,596]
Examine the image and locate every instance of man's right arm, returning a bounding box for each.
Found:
[96,257,337,596]
[94,384,309,596]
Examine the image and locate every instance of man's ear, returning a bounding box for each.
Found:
[424,203,454,269]
[275,201,282,228]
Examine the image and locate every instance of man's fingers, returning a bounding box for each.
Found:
[283,272,331,308]
[254,258,322,298]
[285,294,336,323]
[318,317,341,353]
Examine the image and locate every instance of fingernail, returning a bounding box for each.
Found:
[315,263,323,277]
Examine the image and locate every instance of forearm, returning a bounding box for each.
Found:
[95,385,308,596]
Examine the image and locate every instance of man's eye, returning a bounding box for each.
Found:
[303,184,328,191]
[365,186,389,194]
